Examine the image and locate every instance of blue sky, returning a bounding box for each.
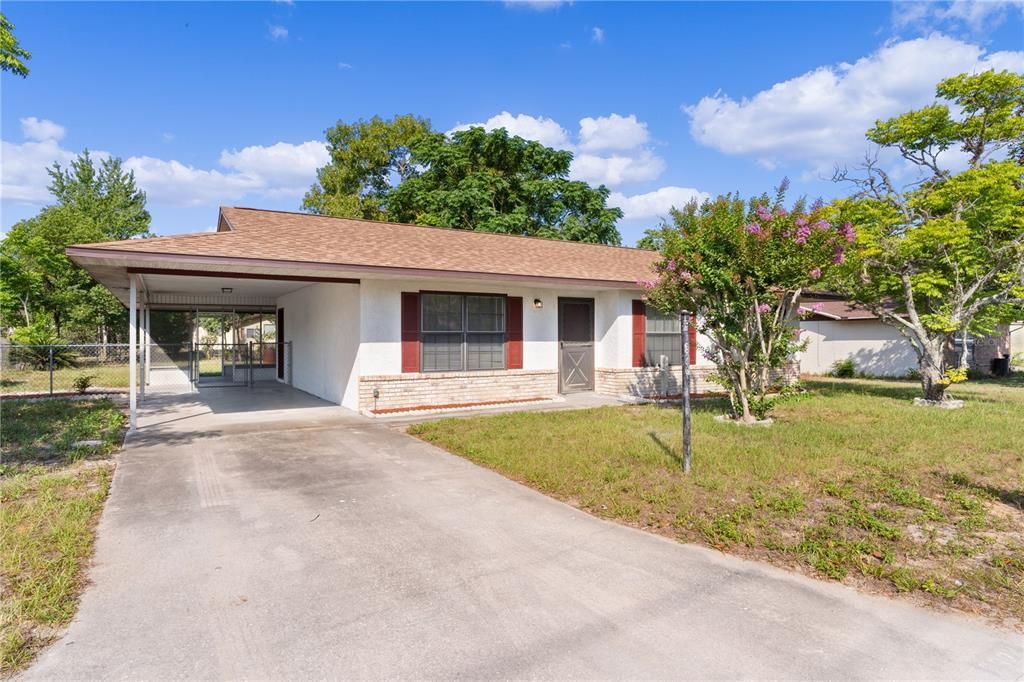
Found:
[2,1,1022,246]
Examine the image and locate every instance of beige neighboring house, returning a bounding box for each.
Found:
[798,294,1020,377]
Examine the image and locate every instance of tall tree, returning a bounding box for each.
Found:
[387,127,623,244]
[0,11,31,77]
[303,114,431,220]
[0,151,152,341]
[833,70,1024,403]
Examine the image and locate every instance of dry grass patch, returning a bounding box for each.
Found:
[410,377,1024,628]
[0,399,124,674]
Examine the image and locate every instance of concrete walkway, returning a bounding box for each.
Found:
[25,385,1023,679]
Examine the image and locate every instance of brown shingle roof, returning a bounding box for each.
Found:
[800,297,879,320]
[76,207,658,285]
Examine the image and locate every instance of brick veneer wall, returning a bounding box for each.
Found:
[596,361,800,400]
[966,325,1010,374]
[359,369,558,413]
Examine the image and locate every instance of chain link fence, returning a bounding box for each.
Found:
[1,342,292,398]
[1,344,135,397]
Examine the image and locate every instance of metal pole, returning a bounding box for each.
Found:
[248,341,254,388]
[129,276,137,432]
[680,311,692,474]
[48,346,54,396]
[144,307,151,386]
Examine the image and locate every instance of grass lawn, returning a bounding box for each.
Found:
[0,398,125,673]
[410,376,1024,628]
[1,364,132,395]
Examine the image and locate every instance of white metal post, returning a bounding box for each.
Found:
[140,304,146,402]
[144,306,152,388]
[129,276,137,432]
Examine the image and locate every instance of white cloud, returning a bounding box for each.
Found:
[591,26,605,44]
[450,111,573,149]
[685,35,1024,172]
[608,186,710,220]
[578,113,648,152]
[894,0,1024,33]
[219,140,329,197]
[1,118,329,208]
[337,62,353,70]
[268,24,288,41]
[162,132,175,143]
[503,0,568,10]
[21,117,65,142]
[571,150,665,186]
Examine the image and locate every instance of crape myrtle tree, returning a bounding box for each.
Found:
[833,69,1024,403]
[641,184,853,423]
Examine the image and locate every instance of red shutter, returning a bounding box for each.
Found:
[631,300,646,367]
[401,292,420,373]
[506,297,523,369]
[688,315,698,365]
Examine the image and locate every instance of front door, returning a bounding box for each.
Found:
[558,298,594,393]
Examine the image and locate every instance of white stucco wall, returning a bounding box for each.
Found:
[357,278,641,375]
[799,319,918,376]
[276,283,360,409]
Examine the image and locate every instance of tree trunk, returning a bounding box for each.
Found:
[920,351,947,402]
[736,365,755,423]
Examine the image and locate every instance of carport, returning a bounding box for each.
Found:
[65,247,359,431]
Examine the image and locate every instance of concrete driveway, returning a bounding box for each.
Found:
[26,385,1023,679]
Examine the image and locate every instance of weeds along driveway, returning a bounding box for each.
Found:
[25,389,1023,679]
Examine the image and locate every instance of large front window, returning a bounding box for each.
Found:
[421,293,506,371]
[645,309,681,366]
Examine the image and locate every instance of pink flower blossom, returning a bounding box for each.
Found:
[839,222,856,243]
[637,279,657,290]
[756,303,772,314]
[795,224,811,244]
[755,205,772,221]
[813,220,830,232]
[666,259,677,271]
[774,206,788,218]
[809,267,822,280]
[745,222,763,235]
[832,248,845,264]
[795,216,808,228]
[678,270,694,283]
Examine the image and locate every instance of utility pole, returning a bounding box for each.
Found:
[680,311,692,474]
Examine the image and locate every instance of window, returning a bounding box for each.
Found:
[645,309,681,366]
[421,293,506,371]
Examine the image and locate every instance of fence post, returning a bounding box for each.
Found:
[48,346,54,396]
[248,341,254,388]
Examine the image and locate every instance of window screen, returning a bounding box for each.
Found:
[421,293,506,371]
[645,310,682,366]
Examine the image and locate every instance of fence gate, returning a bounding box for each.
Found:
[191,342,288,387]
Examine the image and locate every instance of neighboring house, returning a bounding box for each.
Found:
[67,207,727,417]
[798,294,1019,377]
[798,296,919,377]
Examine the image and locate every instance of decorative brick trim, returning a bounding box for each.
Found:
[359,369,558,413]
[595,361,799,400]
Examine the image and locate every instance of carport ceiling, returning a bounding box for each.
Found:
[138,273,320,311]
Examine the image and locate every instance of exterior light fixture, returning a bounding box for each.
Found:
[221,287,233,294]
[533,298,543,309]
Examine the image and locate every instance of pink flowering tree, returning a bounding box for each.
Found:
[641,186,854,423]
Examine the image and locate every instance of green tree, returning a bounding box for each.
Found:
[833,70,1024,403]
[1,151,151,341]
[303,114,431,220]
[643,186,851,423]
[387,127,622,244]
[0,12,31,77]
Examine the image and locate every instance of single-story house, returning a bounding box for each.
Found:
[68,207,728,424]
[798,294,1021,377]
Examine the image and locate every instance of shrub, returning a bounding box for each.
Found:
[9,321,78,370]
[829,358,857,378]
[72,375,95,394]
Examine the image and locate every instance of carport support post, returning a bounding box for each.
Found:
[144,306,151,387]
[129,276,138,432]
[139,304,146,402]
